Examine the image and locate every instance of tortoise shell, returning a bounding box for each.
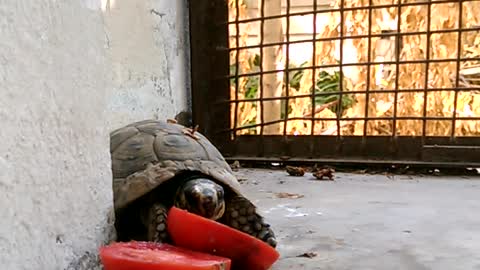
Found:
[110,119,243,211]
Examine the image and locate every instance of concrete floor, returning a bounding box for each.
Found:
[233,168,480,270]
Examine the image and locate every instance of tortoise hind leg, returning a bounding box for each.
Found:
[142,202,170,243]
[223,196,277,248]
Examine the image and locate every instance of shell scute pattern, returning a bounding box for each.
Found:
[153,132,207,162]
[110,126,139,152]
[110,120,245,211]
[112,133,157,179]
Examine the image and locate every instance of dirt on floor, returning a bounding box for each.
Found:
[233,167,480,270]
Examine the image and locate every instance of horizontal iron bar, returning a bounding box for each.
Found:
[423,145,480,150]
[224,27,480,52]
[219,57,480,80]
[215,87,480,104]
[222,0,471,25]
[224,156,480,169]
[224,116,480,133]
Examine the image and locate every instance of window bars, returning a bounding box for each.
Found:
[189,0,480,166]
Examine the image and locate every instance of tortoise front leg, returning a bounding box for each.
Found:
[223,196,277,248]
[143,202,170,243]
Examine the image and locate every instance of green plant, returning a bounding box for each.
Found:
[230,54,356,125]
[313,70,355,116]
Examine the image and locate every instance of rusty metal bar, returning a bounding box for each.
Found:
[310,0,318,138]
[219,57,480,79]
[224,136,480,166]
[422,0,432,141]
[233,0,240,140]
[391,0,402,138]
[451,0,464,140]
[214,86,480,104]
[363,0,373,140]
[257,0,266,158]
[220,116,480,134]
[224,27,480,51]
[224,156,480,169]
[223,0,471,25]
[190,0,230,147]
[259,0,265,137]
[336,0,345,139]
[283,0,291,137]
[189,0,480,167]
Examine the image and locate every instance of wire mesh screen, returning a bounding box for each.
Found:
[189,0,480,165]
[228,0,480,136]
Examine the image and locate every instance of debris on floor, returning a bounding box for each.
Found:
[274,192,305,199]
[237,177,248,184]
[234,168,480,269]
[296,252,318,258]
[312,167,335,180]
[286,165,306,176]
[230,160,241,171]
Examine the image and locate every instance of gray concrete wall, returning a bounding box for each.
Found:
[0,0,189,269]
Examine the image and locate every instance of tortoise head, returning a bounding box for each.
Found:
[174,178,225,220]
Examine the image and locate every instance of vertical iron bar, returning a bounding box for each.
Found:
[391,0,402,138]
[363,0,373,140]
[283,0,291,136]
[233,0,240,140]
[311,0,318,137]
[451,0,463,140]
[260,0,265,136]
[336,0,345,138]
[422,0,432,141]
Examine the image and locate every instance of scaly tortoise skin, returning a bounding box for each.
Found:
[110,119,277,248]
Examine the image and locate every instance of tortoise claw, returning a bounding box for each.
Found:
[146,203,170,243]
[223,196,278,248]
[260,225,277,248]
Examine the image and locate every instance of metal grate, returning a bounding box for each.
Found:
[189,0,480,167]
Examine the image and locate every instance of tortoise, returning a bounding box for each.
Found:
[110,119,277,248]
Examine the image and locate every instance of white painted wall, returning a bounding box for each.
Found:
[104,0,191,130]
[0,0,190,269]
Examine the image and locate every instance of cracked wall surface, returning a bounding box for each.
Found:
[0,0,190,269]
[103,0,191,130]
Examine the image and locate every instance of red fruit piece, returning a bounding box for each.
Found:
[99,241,231,270]
[167,207,280,270]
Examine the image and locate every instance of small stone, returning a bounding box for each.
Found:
[230,210,239,218]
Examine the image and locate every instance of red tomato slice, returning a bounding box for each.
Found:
[167,207,280,270]
[99,241,231,270]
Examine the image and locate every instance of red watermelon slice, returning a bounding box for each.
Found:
[167,207,280,270]
[99,241,231,270]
